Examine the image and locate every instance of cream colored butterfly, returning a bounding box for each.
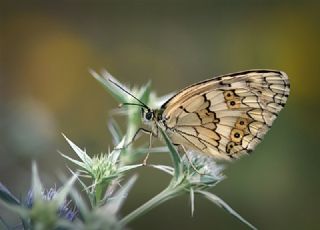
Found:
[112,70,290,161]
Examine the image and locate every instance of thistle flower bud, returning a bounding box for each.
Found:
[181,151,225,189]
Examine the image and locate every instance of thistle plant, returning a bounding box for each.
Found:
[0,70,257,230]
[91,70,256,229]
[60,135,141,207]
[0,162,78,230]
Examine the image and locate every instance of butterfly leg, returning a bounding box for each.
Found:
[143,127,158,166]
[117,126,158,165]
[142,132,153,166]
[114,128,153,151]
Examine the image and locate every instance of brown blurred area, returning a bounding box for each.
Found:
[1,1,320,229]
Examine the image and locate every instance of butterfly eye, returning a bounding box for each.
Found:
[145,111,153,120]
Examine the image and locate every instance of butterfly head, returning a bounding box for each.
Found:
[107,78,161,126]
[141,108,155,124]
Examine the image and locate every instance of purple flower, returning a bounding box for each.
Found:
[25,187,77,221]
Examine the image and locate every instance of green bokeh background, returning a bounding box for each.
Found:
[1,1,319,229]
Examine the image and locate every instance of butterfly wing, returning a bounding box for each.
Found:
[160,70,290,160]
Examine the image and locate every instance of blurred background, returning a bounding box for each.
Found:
[1,1,319,229]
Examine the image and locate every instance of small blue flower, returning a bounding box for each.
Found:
[25,187,77,221]
[0,163,78,229]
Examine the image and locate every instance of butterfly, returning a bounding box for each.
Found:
[111,70,290,161]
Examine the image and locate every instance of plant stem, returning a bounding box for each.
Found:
[120,186,182,226]
[95,184,103,206]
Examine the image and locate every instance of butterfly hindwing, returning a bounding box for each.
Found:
[160,70,289,160]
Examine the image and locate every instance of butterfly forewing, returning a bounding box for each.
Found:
[160,70,289,160]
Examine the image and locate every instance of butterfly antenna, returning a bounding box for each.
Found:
[121,102,147,107]
[108,78,149,109]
